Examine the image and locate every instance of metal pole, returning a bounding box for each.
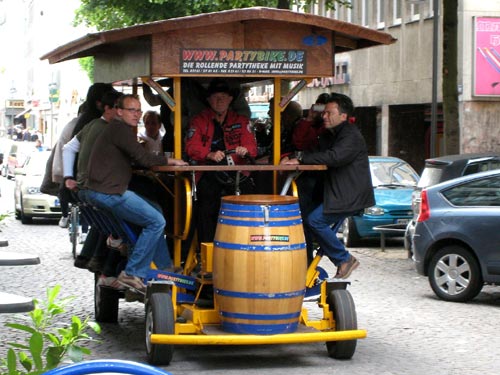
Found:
[430,0,439,157]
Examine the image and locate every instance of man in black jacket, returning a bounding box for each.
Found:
[283,93,374,279]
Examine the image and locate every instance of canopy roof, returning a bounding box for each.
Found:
[41,7,396,82]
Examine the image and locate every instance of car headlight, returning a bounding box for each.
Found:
[27,186,41,194]
[364,206,385,216]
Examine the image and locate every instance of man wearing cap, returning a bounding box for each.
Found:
[185,78,257,244]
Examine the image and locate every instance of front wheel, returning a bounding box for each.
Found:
[69,207,80,259]
[325,289,357,359]
[428,245,483,302]
[145,293,174,365]
[20,197,33,224]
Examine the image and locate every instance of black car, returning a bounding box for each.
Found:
[405,153,500,254]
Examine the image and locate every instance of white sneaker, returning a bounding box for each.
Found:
[58,216,69,228]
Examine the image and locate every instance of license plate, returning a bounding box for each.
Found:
[54,199,60,207]
[396,219,409,225]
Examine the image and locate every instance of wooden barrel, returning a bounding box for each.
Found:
[213,194,307,335]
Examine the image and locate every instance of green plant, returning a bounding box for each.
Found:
[0,285,101,375]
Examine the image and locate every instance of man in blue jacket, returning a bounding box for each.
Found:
[283,93,374,279]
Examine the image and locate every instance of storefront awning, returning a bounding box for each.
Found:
[15,108,31,119]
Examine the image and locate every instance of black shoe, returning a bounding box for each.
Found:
[74,256,90,269]
[87,256,106,273]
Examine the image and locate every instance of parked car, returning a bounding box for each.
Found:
[5,142,36,179]
[405,153,500,253]
[14,150,61,224]
[412,169,500,302]
[342,156,419,247]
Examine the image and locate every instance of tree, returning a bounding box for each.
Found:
[74,0,351,31]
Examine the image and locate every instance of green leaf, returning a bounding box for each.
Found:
[5,323,36,335]
[67,345,84,363]
[28,333,44,370]
[18,352,33,372]
[46,347,64,369]
[6,349,18,375]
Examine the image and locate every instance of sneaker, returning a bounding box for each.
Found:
[97,275,126,290]
[59,216,69,228]
[79,232,87,244]
[117,271,146,293]
[106,235,129,256]
[334,255,360,279]
[106,235,123,248]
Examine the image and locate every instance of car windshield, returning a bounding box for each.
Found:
[417,166,444,188]
[370,160,419,187]
[24,151,51,176]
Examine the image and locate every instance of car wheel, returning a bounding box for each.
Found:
[428,245,483,302]
[325,289,358,359]
[20,196,33,224]
[342,218,360,247]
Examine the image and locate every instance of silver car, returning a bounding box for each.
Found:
[14,150,61,224]
[412,169,500,302]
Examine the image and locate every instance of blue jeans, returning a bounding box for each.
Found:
[306,204,352,266]
[81,189,172,278]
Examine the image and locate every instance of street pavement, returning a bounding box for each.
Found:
[1,176,500,375]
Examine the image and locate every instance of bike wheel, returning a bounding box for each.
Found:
[70,206,80,259]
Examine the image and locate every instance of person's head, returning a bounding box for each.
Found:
[268,97,302,129]
[101,91,123,122]
[322,93,354,129]
[282,101,303,130]
[85,83,117,113]
[143,110,162,138]
[116,94,142,127]
[206,79,234,116]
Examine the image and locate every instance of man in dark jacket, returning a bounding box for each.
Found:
[283,93,374,279]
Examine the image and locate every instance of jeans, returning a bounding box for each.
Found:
[81,189,172,278]
[306,204,354,266]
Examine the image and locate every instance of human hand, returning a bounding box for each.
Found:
[235,146,248,157]
[282,158,300,165]
[65,178,78,191]
[279,156,290,165]
[168,158,189,166]
[207,150,226,163]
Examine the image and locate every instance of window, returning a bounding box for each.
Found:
[443,175,500,207]
[362,0,369,26]
[393,0,401,25]
[377,0,385,29]
[409,2,421,22]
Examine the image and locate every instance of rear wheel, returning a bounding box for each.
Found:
[146,292,174,365]
[342,218,360,248]
[428,245,483,302]
[325,289,357,359]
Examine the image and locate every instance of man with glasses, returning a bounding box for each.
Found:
[283,93,374,279]
[80,94,188,292]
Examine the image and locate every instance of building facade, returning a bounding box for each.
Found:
[297,0,500,173]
